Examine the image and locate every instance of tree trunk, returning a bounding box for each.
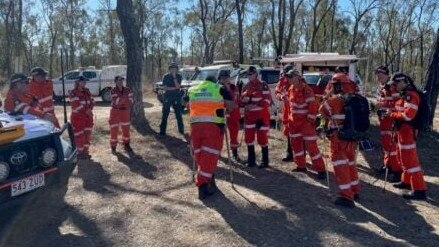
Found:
[423,28,439,129]
[116,0,147,127]
[235,0,245,63]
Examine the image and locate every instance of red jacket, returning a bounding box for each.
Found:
[288,79,318,123]
[241,79,271,113]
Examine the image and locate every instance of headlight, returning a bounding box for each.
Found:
[0,162,10,182]
[41,148,57,167]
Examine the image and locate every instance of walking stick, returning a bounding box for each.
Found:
[322,135,330,189]
[383,166,389,193]
[224,118,235,188]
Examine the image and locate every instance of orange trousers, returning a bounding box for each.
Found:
[289,119,325,172]
[329,133,360,200]
[191,123,224,187]
[109,108,131,147]
[396,124,427,191]
[379,117,401,172]
[244,110,269,147]
[71,113,93,154]
[227,113,240,151]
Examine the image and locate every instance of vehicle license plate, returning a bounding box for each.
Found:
[11,173,45,197]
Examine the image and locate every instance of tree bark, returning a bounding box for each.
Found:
[116,0,147,127]
[423,28,439,129]
[235,0,246,63]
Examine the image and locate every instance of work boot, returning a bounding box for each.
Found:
[316,171,326,180]
[232,149,243,164]
[353,194,360,201]
[247,145,256,167]
[198,183,217,200]
[258,146,269,169]
[389,171,402,183]
[124,143,133,152]
[210,174,217,189]
[111,146,116,154]
[282,139,293,162]
[334,197,355,208]
[393,182,411,190]
[402,190,427,201]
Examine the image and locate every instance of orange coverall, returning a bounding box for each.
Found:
[288,79,325,172]
[109,86,133,148]
[390,89,426,191]
[70,86,94,155]
[320,95,360,201]
[29,79,60,127]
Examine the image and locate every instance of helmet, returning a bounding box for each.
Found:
[30,67,48,76]
[168,62,178,70]
[10,73,29,87]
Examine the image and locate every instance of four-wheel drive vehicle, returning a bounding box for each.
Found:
[53,65,127,103]
[302,72,332,95]
[0,112,77,202]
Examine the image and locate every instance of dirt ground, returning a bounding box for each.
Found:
[0,92,439,247]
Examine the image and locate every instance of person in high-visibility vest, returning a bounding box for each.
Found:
[69,76,95,159]
[29,67,60,128]
[187,75,235,200]
[109,76,134,153]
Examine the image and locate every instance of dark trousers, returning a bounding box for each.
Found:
[160,92,184,134]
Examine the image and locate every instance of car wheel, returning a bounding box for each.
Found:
[101,88,112,103]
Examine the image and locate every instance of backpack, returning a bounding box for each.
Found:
[409,89,431,132]
[338,93,370,141]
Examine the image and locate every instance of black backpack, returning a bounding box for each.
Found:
[409,90,431,132]
[338,94,370,141]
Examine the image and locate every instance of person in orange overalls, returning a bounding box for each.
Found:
[319,76,361,208]
[374,66,402,182]
[69,76,94,159]
[218,70,242,163]
[385,72,427,200]
[29,67,60,128]
[240,66,272,168]
[109,76,134,153]
[275,64,294,162]
[285,69,326,179]
[4,73,57,124]
[187,75,235,200]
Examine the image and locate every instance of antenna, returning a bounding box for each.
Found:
[60,49,67,124]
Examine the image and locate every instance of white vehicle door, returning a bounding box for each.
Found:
[53,71,80,96]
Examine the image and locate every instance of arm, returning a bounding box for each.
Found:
[390,92,419,122]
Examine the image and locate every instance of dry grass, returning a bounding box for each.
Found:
[0,95,438,247]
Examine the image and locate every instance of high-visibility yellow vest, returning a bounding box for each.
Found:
[188,81,225,124]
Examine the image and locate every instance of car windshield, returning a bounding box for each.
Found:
[180,70,196,80]
[193,69,218,80]
[260,70,280,84]
[303,74,320,85]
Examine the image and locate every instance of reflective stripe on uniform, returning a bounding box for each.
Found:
[246,141,256,146]
[198,170,213,178]
[245,124,256,129]
[74,131,84,136]
[324,101,331,112]
[351,180,360,186]
[292,102,307,108]
[303,136,318,141]
[402,112,412,121]
[23,106,30,114]
[399,143,416,150]
[332,159,349,167]
[14,103,26,112]
[407,166,422,173]
[292,109,308,114]
[110,124,119,128]
[191,116,217,123]
[305,97,315,103]
[259,126,269,131]
[294,151,305,157]
[404,102,418,110]
[290,133,303,138]
[390,151,397,156]
[380,131,392,136]
[332,114,345,120]
[201,146,221,155]
[121,122,130,126]
[339,183,351,190]
[262,91,271,95]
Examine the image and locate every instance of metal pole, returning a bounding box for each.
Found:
[60,49,67,124]
[223,115,234,187]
